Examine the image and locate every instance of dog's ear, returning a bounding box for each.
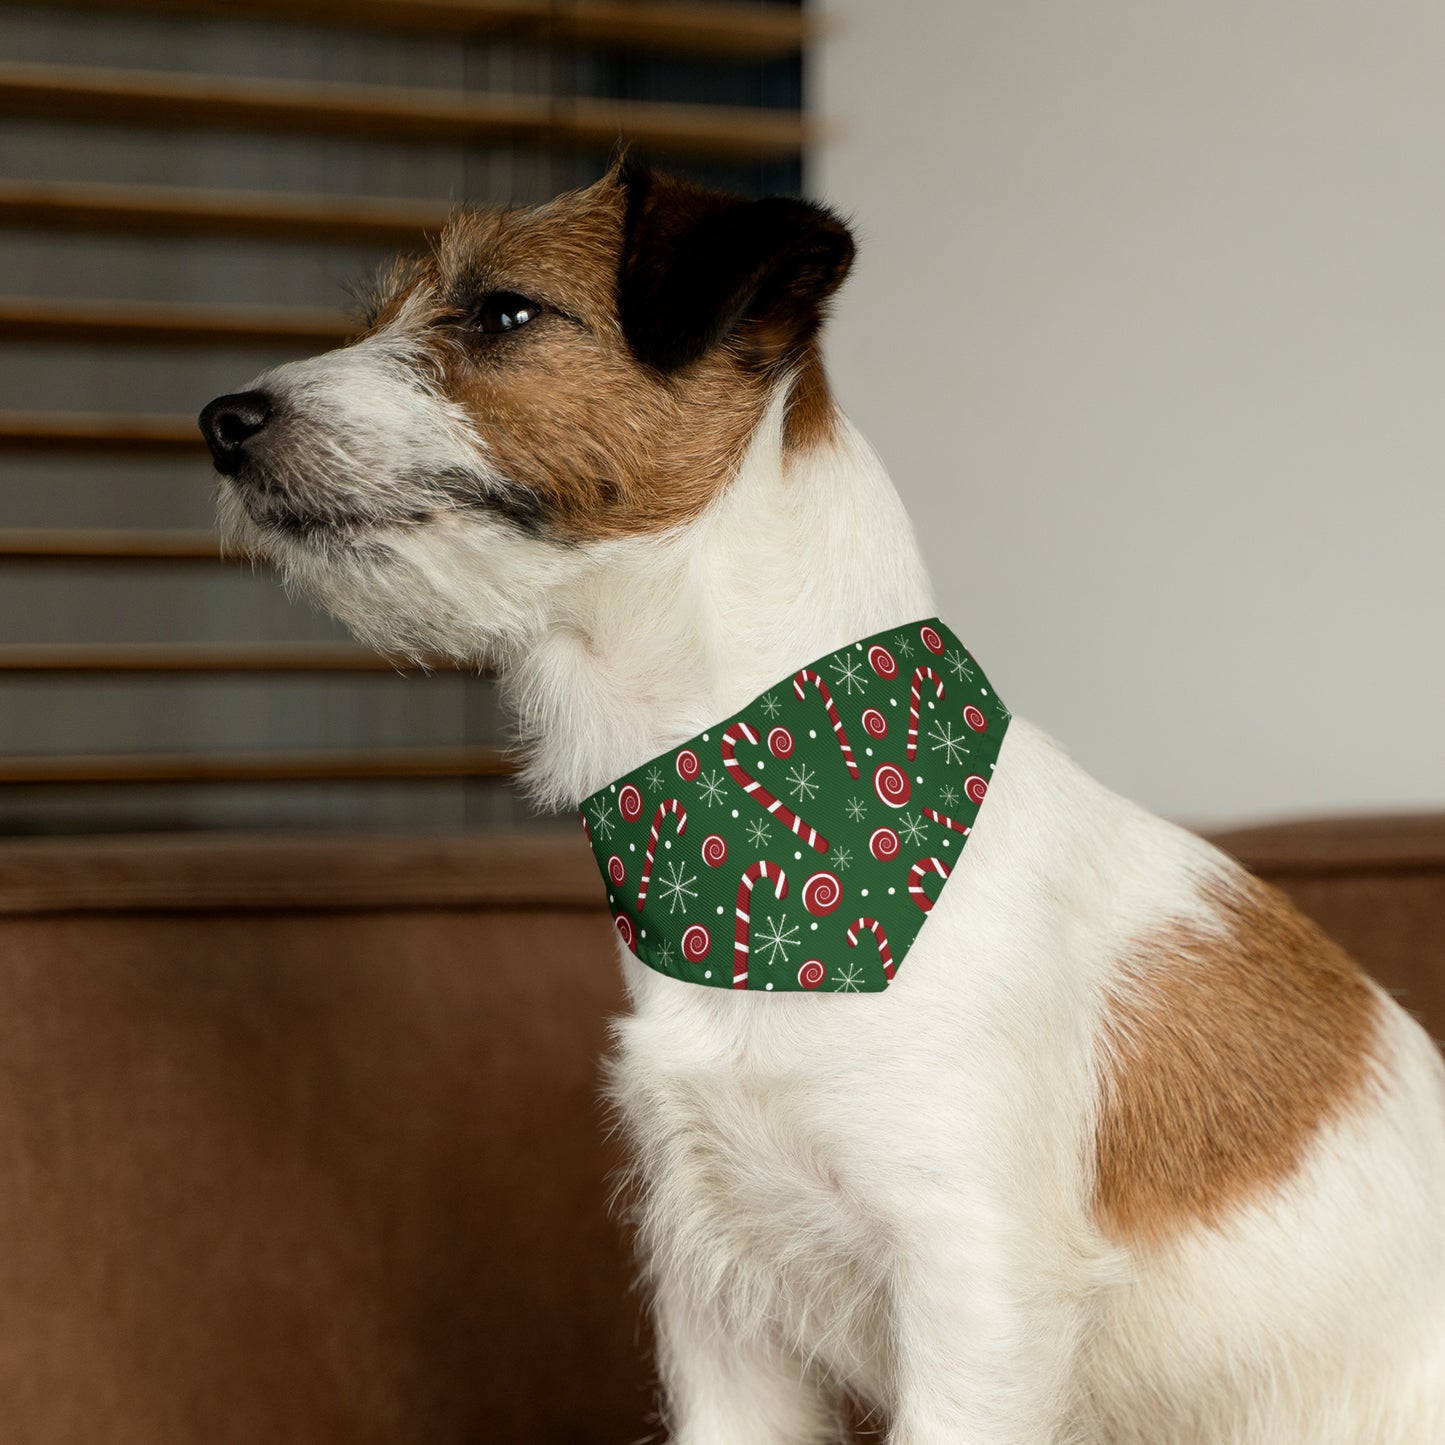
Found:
[617,162,855,374]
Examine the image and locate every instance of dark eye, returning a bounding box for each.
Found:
[473,291,543,334]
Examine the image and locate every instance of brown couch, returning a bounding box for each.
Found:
[0,818,1440,1443]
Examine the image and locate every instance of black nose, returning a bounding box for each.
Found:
[199,390,272,475]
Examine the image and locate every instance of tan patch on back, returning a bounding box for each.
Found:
[1093,873,1381,1246]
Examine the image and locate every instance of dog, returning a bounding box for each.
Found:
[200,162,1445,1444]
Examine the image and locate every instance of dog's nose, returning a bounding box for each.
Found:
[199,390,273,475]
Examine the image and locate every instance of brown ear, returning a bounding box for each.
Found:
[617,162,855,374]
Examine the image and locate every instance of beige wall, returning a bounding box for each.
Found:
[814,2,1445,827]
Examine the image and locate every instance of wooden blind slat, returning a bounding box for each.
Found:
[0,180,448,245]
[0,62,812,161]
[0,412,202,452]
[0,529,227,561]
[544,0,810,57]
[0,745,512,783]
[0,297,353,348]
[0,0,810,58]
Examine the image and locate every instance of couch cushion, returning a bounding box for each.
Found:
[0,832,648,1445]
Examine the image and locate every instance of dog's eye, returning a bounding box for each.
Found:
[472,291,543,334]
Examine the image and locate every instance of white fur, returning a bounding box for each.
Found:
[222,349,1445,1444]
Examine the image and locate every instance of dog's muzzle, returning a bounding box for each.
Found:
[199,390,273,476]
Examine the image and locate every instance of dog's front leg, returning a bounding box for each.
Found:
[653,1274,844,1445]
[882,1210,1094,1445]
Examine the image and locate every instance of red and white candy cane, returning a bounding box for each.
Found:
[792,669,859,779]
[907,666,946,761]
[907,856,952,913]
[720,721,829,853]
[922,806,970,837]
[734,860,789,989]
[846,916,895,982]
[637,797,687,911]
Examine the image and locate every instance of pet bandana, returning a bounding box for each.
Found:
[579,619,1009,993]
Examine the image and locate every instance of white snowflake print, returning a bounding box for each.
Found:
[898,811,929,847]
[786,761,819,802]
[588,797,617,841]
[828,651,868,696]
[944,649,976,683]
[746,816,773,849]
[760,691,783,719]
[696,767,728,807]
[938,781,959,809]
[645,765,665,792]
[845,795,869,823]
[752,912,801,970]
[927,718,972,767]
[835,961,866,992]
[996,698,1012,722]
[655,858,699,915]
[831,845,853,872]
[892,632,915,658]
[653,936,675,969]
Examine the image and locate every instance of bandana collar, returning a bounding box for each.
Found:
[579,618,1009,994]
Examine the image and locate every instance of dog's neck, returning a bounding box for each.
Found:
[502,393,937,810]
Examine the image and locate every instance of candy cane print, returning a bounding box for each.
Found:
[734,860,789,989]
[637,797,687,911]
[846,916,895,982]
[791,668,860,779]
[922,806,970,837]
[720,721,829,853]
[907,666,946,761]
[907,856,952,913]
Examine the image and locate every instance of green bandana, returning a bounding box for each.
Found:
[579,619,1009,994]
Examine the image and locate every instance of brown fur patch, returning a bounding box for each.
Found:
[1093,873,1381,1247]
[435,184,769,540]
[782,343,840,454]
[365,172,842,542]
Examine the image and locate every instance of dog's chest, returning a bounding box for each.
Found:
[611,997,894,1389]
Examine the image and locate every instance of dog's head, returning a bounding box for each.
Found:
[200,163,854,661]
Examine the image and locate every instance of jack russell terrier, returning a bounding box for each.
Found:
[200,162,1445,1444]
